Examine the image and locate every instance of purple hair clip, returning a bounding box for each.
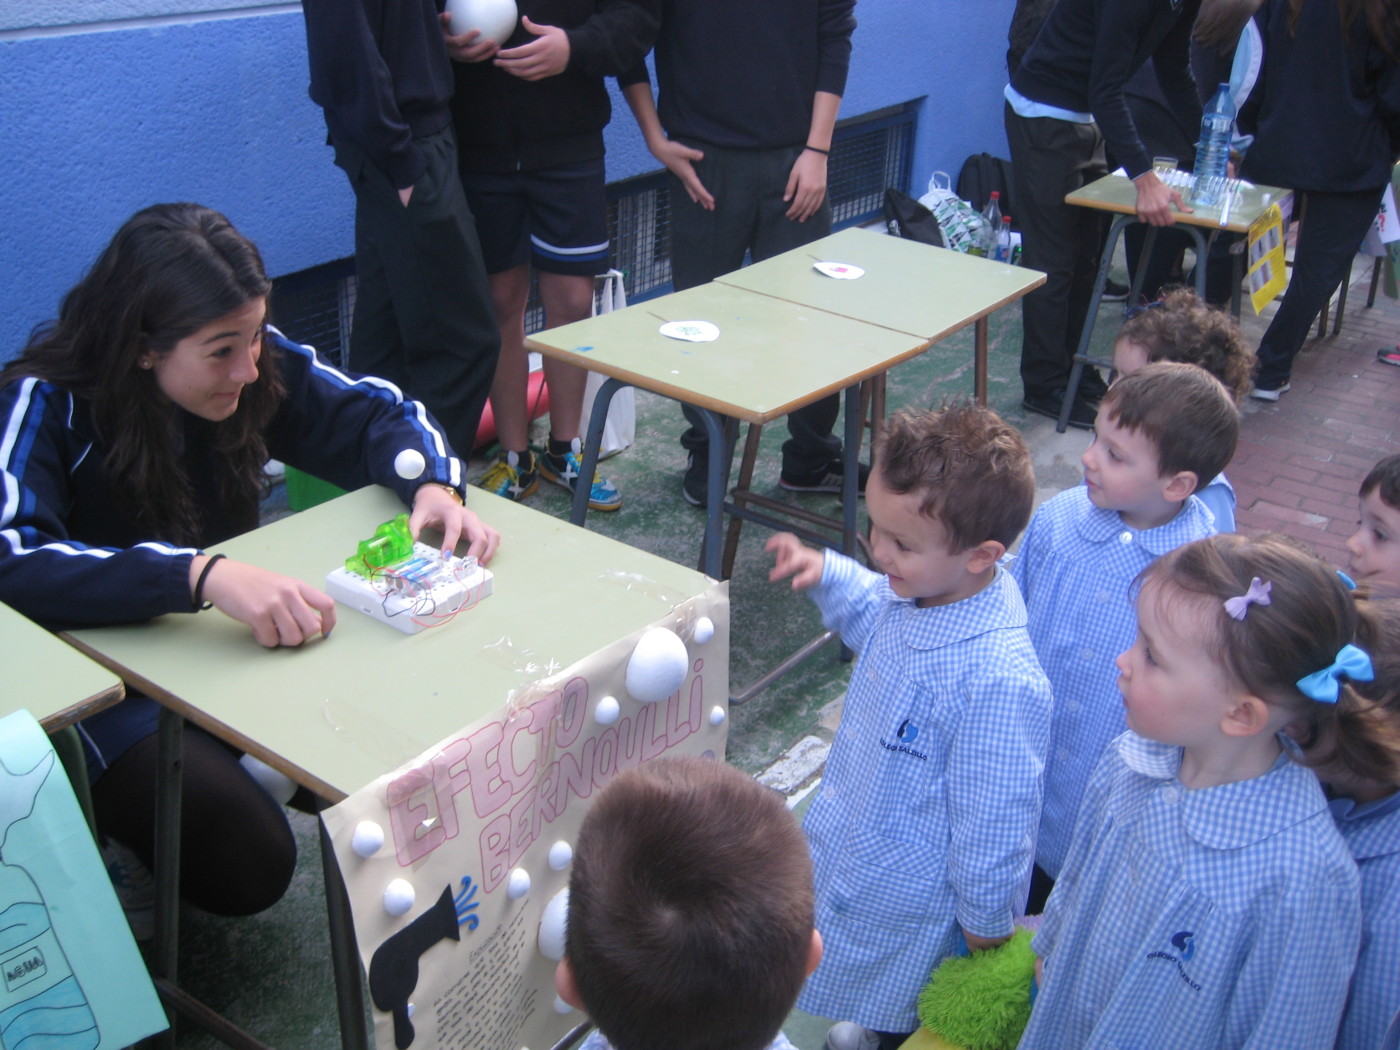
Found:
[1224,577,1272,621]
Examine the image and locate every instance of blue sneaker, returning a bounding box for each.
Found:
[479,448,539,502]
[540,438,622,512]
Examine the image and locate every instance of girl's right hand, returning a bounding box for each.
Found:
[190,555,337,647]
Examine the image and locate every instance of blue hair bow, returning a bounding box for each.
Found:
[1295,644,1375,704]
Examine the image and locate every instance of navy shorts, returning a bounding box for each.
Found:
[460,158,611,277]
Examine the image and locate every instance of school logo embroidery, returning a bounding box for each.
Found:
[1146,930,1202,991]
[879,718,928,761]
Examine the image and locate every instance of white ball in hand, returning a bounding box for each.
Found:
[445,0,518,44]
[394,448,426,481]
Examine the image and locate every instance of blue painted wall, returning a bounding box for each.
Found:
[0,2,1013,360]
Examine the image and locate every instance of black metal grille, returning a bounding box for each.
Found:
[268,103,918,346]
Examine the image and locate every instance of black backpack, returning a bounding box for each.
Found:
[956,153,1017,230]
[883,188,944,247]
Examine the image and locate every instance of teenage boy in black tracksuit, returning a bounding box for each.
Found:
[301,0,501,461]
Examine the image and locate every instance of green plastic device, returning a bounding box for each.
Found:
[345,514,416,577]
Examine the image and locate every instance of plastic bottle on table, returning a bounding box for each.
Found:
[1190,83,1234,207]
[996,216,1013,262]
[979,191,1002,258]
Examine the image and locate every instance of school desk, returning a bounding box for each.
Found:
[65,485,720,1050]
[1,598,125,729]
[1058,173,1293,432]
[1,599,125,835]
[526,249,1044,583]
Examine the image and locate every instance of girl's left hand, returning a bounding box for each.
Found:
[410,485,501,565]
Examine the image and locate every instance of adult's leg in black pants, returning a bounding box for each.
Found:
[670,145,841,478]
[750,145,842,479]
[334,126,501,458]
[92,725,297,916]
[1005,104,1108,405]
[1252,186,1386,391]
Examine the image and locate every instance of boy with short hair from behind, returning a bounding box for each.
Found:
[766,403,1052,1048]
[1012,361,1239,903]
[1346,453,1400,599]
[559,756,821,1050]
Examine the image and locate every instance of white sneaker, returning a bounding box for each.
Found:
[825,1022,880,1050]
[102,838,155,941]
[1249,382,1291,402]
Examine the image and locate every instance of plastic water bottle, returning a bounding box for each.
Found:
[996,216,1013,262]
[979,191,1003,258]
[1191,83,1234,207]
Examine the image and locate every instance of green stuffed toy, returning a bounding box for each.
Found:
[910,927,1037,1050]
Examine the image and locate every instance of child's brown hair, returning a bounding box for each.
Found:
[1118,288,1256,402]
[566,757,814,1050]
[1102,361,1240,490]
[1360,453,1400,511]
[875,401,1036,552]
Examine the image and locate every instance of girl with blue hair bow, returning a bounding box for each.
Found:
[1021,532,1387,1049]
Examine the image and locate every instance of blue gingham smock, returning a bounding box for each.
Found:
[1021,733,1360,1050]
[1331,791,1400,1050]
[796,554,1052,1033]
[1009,486,1215,877]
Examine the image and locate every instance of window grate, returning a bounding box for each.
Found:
[269,103,918,348]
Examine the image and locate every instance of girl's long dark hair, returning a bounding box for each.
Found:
[1,204,285,544]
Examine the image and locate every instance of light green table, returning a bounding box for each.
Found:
[2,598,125,729]
[1059,173,1293,432]
[712,225,1046,404]
[66,486,720,1050]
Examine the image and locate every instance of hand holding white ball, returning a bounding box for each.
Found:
[445,0,518,44]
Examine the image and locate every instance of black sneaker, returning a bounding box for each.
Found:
[682,449,708,508]
[1102,278,1131,302]
[1022,391,1096,430]
[779,457,870,495]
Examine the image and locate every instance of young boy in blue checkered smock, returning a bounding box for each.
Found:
[1022,534,1372,1048]
[1010,362,1239,903]
[766,404,1051,1050]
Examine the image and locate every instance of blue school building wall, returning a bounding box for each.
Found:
[0,1,1013,361]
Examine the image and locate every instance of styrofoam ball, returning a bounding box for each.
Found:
[352,820,385,859]
[238,753,297,805]
[444,0,518,43]
[538,888,569,960]
[693,616,715,644]
[507,867,532,900]
[710,705,727,726]
[625,627,689,703]
[394,448,426,480]
[553,996,574,1015]
[548,840,573,871]
[384,878,416,917]
[593,696,620,725]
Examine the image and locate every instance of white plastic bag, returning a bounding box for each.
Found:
[1361,183,1400,257]
[579,269,635,459]
[918,171,988,255]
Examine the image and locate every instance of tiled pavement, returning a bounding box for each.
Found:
[1232,285,1400,569]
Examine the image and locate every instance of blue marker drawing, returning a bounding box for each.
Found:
[0,752,100,1050]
